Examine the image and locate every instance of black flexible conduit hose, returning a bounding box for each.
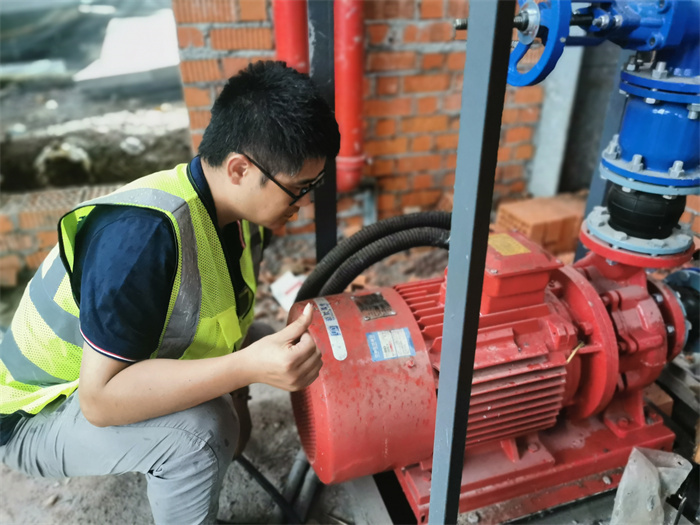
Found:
[319,226,451,296]
[296,211,451,301]
[235,455,303,524]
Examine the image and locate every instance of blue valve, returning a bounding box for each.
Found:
[507,0,572,87]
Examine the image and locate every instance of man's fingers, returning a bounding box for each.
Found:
[277,303,314,342]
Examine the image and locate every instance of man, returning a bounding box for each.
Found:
[0,61,340,524]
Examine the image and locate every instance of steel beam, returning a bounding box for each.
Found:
[429,1,515,523]
[308,0,338,261]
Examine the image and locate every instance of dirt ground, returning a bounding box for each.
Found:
[0,233,449,524]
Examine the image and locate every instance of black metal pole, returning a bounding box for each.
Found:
[308,0,338,262]
[428,1,515,523]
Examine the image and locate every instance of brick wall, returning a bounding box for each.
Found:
[172,0,544,233]
[0,185,122,287]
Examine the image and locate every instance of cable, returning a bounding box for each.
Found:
[235,454,303,524]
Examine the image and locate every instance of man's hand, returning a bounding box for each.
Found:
[246,303,323,391]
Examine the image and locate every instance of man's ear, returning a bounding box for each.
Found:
[225,153,250,186]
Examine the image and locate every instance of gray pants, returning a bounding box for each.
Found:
[0,393,239,525]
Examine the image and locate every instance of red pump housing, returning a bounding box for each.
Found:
[289,231,687,524]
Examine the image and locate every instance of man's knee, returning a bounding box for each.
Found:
[156,396,239,475]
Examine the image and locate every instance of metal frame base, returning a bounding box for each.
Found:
[395,411,675,524]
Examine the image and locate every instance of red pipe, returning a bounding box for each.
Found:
[334,0,365,192]
[273,0,309,73]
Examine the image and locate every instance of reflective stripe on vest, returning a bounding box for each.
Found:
[74,188,201,357]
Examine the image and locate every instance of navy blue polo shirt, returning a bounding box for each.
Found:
[72,157,249,362]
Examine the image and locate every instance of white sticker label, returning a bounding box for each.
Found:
[313,298,347,361]
[367,328,416,362]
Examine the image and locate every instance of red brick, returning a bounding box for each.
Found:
[411,136,433,152]
[403,22,453,43]
[0,215,13,234]
[177,27,205,48]
[495,164,524,182]
[501,108,519,124]
[404,74,450,93]
[239,0,267,21]
[444,93,462,111]
[378,209,401,220]
[180,60,221,83]
[449,118,461,130]
[435,133,459,150]
[514,144,534,160]
[337,196,357,213]
[413,173,434,189]
[0,233,32,252]
[497,147,511,162]
[401,116,449,133]
[286,223,316,235]
[446,52,465,71]
[364,98,413,116]
[417,96,438,114]
[445,154,457,169]
[0,266,18,287]
[519,106,540,123]
[447,0,469,18]
[365,138,409,156]
[507,180,527,193]
[25,249,51,271]
[183,87,212,108]
[0,254,22,269]
[211,27,272,50]
[687,194,700,211]
[452,73,463,91]
[221,56,268,78]
[442,172,455,186]
[367,24,390,45]
[420,0,444,18]
[36,230,57,249]
[378,194,397,211]
[18,210,68,231]
[505,126,533,144]
[189,110,211,130]
[422,53,444,70]
[191,133,204,152]
[378,176,410,191]
[368,159,396,176]
[375,119,396,137]
[172,0,237,23]
[364,0,415,20]
[513,85,544,105]
[367,51,416,71]
[401,190,442,208]
[397,155,441,173]
[377,77,400,96]
[363,77,372,98]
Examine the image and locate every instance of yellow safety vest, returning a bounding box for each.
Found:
[0,163,263,415]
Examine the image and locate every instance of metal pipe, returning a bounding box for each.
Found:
[334,0,365,193]
[273,0,309,73]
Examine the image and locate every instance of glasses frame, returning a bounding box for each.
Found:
[244,154,325,206]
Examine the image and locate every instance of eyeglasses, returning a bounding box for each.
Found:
[244,154,325,206]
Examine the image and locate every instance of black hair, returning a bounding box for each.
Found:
[198,60,340,177]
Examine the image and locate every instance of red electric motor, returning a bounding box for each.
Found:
[289,231,688,523]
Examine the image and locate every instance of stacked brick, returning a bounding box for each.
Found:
[0,186,121,287]
[495,193,587,256]
[171,0,544,232]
